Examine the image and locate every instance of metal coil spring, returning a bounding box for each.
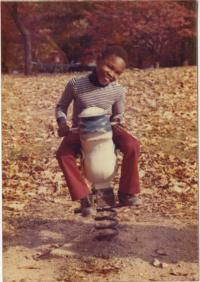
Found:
[94,205,119,241]
[74,188,120,241]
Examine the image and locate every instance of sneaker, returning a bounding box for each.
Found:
[118,193,142,206]
[80,197,96,217]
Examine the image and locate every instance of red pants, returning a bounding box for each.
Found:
[56,126,140,201]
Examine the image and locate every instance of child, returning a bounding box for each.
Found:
[55,45,141,216]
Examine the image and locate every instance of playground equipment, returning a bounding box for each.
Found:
[77,107,119,240]
[58,106,122,240]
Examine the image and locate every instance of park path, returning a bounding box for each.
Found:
[2,67,198,281]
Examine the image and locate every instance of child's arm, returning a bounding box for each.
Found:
[55,80,74,136]
[110,91,125,125]
[55,80,74,123]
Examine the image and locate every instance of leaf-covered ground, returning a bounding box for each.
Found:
[2,67,198,282]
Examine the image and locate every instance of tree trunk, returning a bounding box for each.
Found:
[2,32,8,73]
[155,61,160,68]
[151,49,160,68]
[153,57,160,68]
[180,41,189,67]
[136,52,143,68]
[11,4,32,75]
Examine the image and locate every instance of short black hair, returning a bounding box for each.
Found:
[101,45,128,65]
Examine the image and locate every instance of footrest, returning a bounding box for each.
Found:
[94,187,116,207]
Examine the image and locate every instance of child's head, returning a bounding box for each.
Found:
[96,45,128,86]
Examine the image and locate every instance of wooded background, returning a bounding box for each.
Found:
[2,1,197,74]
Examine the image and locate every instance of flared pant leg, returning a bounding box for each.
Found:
[56,132,90,201]
[113,126,140,195]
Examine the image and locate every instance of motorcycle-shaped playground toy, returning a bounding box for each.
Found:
[61,107,123,241]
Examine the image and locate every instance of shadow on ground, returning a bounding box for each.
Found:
[3,214,198,264]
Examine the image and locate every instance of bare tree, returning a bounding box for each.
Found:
[11,3,32,75]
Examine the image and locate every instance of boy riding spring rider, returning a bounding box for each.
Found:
[55,45,141,216]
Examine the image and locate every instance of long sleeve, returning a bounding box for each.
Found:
[55,79,75,124]
[110,88,126,123]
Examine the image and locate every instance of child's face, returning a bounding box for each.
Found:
[96,54,126,86]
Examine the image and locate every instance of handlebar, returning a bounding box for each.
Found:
[57,121,120,137]
[69,121,118,132]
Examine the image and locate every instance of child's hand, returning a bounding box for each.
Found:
[57,121,70,137]
[112,122,127,132]
[111,118,126,129]
[117,122,126,128]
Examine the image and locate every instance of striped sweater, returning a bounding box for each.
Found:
[55,71,126,127]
